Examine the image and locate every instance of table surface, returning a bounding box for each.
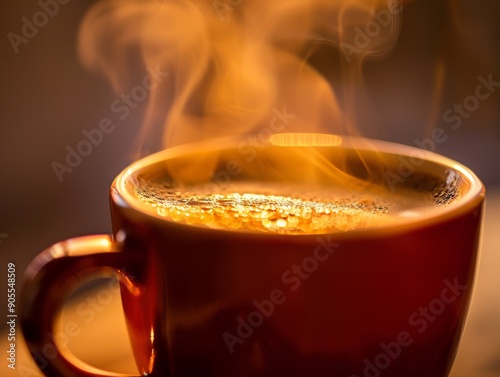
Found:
[2,190,499,377]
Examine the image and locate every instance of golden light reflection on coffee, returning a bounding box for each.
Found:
[133,166,442,234]
[137,191,388,233]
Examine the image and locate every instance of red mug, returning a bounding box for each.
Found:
[21,134,485,377]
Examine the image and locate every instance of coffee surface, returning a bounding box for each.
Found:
[132,177,460,233]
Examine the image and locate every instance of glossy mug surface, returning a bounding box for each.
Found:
[21,134,485,377]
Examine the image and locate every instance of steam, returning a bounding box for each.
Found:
[78,0,403,154]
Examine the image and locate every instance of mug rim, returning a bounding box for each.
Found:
[112,133,485,239]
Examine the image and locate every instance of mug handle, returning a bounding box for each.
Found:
[21,235,140,377]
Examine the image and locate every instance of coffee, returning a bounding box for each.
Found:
[132,173,461,233]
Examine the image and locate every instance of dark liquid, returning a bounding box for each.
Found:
[132,178,460,234]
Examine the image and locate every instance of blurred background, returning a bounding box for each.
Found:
[0,0,499,375]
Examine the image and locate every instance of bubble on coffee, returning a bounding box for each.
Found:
[132,173,461,233]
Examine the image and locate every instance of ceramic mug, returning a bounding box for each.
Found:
[21,134,485,377]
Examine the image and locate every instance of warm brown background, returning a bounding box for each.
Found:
[0,0,499,374]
